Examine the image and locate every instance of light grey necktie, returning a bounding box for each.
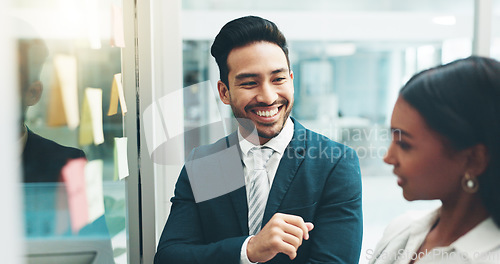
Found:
[248,146,274,236]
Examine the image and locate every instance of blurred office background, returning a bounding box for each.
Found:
[1,0,499,263]
[179,1,498,262]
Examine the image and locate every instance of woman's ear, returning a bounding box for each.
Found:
[23,80,43,106]
[217,80,230,105]
[466,144,490,176]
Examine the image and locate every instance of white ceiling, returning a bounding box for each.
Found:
[183,0,477,13]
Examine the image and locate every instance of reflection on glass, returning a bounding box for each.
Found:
[14,1,128,263]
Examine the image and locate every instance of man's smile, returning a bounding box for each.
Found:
[247,104,285,124]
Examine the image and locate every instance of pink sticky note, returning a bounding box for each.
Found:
[111,4,125,48]
[60,158,89,234]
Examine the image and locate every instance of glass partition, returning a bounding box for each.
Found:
[12,1,130,263]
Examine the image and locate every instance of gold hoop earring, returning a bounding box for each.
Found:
[462,172,479,193]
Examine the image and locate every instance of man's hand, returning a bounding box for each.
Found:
[246,213,314,263]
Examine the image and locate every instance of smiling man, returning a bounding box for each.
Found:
[154,16,363,264]
[220,41,293,143]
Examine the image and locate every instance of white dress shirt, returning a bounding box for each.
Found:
[368,208,500,264]
[239,117,294,264]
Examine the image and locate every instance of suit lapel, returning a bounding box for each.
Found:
[226,132,250,235]
[262,120,306,225]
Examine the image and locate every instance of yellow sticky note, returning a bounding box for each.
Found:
[47,54,80,129]
[85,160,105,224]
[79,88,104,146]
[111,4,125,48]
[47,71,66,126]
[114,137,129,180]
[108,73,127,116]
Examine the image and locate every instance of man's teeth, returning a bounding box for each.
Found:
[256,108,279,117]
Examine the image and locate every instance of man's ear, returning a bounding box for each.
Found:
[217,80,230,105]
[466,144,490,177]
[23,81,43,106]
[290,70,294,80]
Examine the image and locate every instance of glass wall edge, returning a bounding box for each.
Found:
[133,0,185,263]
[135,1,184,263]
[123,0,142,263]
[135,0,156,263]
[1,1,24,263]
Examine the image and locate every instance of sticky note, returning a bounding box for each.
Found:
[111,4,125,48]
[107,73,127,116]
[60,158,88,234]
[85,160,105,224]
[79,88,104,146]
[47,54,80,129]
[114,137,129,180]
[46,72,66,127]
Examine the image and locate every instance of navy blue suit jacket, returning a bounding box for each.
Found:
[23,129,86,183]
[155,119,362,263]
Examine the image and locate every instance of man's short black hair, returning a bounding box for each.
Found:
[210,16,290,87]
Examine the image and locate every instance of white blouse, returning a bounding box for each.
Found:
[368,208,500,264]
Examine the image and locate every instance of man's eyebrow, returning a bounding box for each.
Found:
[235,73,259,80]
[271,68,288,74]
[235,68,288,80]
[390,127,412,138]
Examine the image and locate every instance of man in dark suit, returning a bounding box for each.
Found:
[17,36,93,238]
[23,130,86,183]
[17,38,86,183]
[154,16,362,264]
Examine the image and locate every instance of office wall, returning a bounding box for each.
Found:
[0,1,23,263]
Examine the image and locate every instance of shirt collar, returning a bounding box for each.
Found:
[19,124,28,151]
[238,117,294,156]
[451,217,500,257]
[411,208,500,259]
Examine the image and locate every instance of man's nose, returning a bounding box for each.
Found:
[256,82,278,105]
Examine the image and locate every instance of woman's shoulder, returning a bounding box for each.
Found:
[382,209,436,238]
[368,209,439,264]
